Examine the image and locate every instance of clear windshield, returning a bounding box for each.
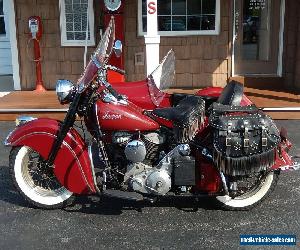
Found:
[76,17,115,86]
[148,49,175,106]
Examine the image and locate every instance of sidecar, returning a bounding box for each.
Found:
[111,50,253,111]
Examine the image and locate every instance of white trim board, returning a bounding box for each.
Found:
[4,0,20,90]
[277,0,285,77]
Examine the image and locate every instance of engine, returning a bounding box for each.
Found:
[112,131,166,163]
[128,144,193,195]
[111,132,195,196]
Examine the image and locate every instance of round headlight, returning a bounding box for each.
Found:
[55,79,75,104]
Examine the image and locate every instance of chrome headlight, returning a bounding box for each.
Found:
[55,79,75,104]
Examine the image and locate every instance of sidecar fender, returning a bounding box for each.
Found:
[5,118,96,194]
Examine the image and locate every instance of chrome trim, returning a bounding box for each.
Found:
[102,92,117,103]
[16,116,37,127]
[103,171,107,190]
[118,98,128,106]
[113,40,123,57]
[91,55,102,68]
[220,172,229,195]
[95,104,101,132]
[3,128,16,146]
[88,144,101,194]
[102,92,128,106]
[55,79,75,104]
[77,82,86,94]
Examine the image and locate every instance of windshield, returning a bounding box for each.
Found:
[76,17,115,86]
[148,49,175,106]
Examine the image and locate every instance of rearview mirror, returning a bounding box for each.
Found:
[113,40,122,58]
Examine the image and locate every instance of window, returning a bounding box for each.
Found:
[0,0,6,36]
[59,0,95,46]
[138,0,220,36]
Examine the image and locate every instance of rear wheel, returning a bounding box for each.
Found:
[216,171,279,210]
[9,146,74,209]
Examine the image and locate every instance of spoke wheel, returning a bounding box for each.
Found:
[216,171,279,210]
[10,146,74,209]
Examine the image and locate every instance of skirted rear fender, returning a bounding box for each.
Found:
[4,118,96,194]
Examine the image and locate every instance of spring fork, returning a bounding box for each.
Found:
[97,139,112,190]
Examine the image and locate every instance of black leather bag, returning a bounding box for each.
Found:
[209,103,280,176]
[173,97,205,143]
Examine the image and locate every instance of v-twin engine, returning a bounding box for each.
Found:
[125,144,192,195]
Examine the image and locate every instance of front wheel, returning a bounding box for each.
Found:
[9,146,74,209]
[216,171,279,210]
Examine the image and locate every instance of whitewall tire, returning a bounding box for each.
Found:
[9,146,74,209]
[216,171,279,210]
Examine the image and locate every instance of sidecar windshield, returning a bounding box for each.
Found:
[148,49,175,106]
[76,18,115,87]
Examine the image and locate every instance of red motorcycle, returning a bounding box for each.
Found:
[5,19,299,211]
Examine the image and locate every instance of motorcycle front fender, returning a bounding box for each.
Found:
[4,118,96,194]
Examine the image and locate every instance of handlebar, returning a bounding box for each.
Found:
[106,84,120,99]
[105,65,126,75]
[100,79,123,101]
[96,65,127,102]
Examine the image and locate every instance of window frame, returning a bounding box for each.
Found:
[59,0,95,47]
[137,0,220,36]
[0,0,9,41]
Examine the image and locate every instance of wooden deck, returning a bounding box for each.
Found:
[0,91,67,121]
[0,88,299,121]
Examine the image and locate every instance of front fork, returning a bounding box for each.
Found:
[46,93,81,166]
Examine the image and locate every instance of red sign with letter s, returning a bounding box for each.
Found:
[148,1,156,14]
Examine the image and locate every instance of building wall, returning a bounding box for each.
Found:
[282,0,300,90]
[124,0,232,88]
[15,0,102,90]
[294,2,300,89]
[14,0,299,91]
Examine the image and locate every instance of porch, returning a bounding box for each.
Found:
[0,86,299,121]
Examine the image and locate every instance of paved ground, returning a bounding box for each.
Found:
[0,75,14,92]
[0,121,299,250]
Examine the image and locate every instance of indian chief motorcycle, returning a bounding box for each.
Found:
[4,18,299,211]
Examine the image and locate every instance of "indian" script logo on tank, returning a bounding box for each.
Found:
[102,111,122,120]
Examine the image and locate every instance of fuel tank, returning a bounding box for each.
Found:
[95,99,160,131]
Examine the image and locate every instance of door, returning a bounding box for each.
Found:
[233,0,282,75]
[0,0,13,75]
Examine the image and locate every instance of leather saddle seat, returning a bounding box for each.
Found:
[152,96,204,126]
[216,80,244,106]
[152,81,243,125]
